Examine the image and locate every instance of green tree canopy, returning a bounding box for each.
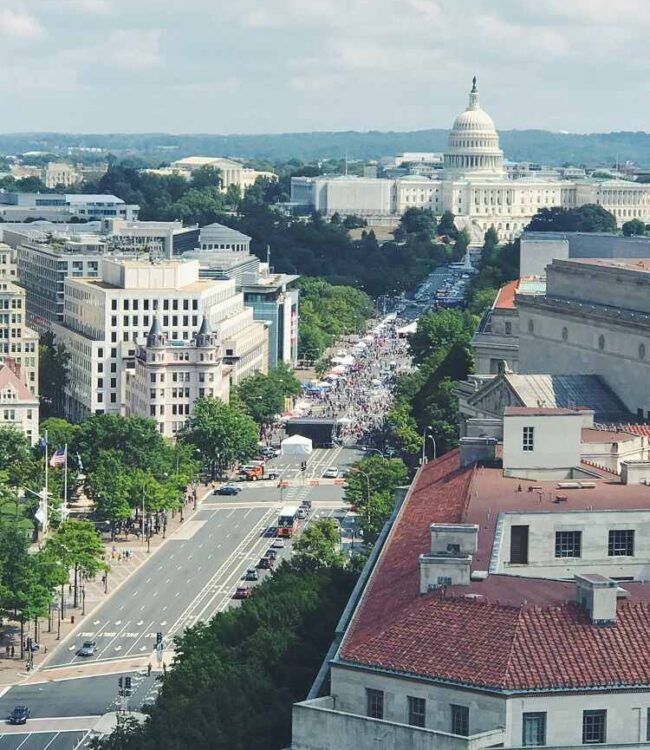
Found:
[39,332,70,419]
[293,519,345,569]
[235,364,301,426]
[526,204,617,233]
[180,398,258,479]
[622,218,646,236]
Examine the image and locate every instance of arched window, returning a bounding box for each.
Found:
[598,334,605,350]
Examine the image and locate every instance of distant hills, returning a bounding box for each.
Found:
[1,129,649,167]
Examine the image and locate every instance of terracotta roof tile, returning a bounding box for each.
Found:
[340,451,650,692]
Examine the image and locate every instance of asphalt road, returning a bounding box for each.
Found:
[0,673,159,721]
[0,731,89,750]
[44,446,359,670]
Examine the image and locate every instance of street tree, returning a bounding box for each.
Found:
[622,218,646,236]
[73,414,172,475]
[180,398,258,479]
[236,363,301,428]
[344,456,409,544]
[86,450,133,535]
[293,519,345,569]
[437,210,458,237]
[526,204,616,233]
[0,427,38,488]
[39,417,79,452]
[46,519,107,609]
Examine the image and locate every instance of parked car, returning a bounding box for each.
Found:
[244,568,259,581]
[77,640,97,657]
[8,706,30,725]
[301,499,312,509]
[272,538,285,549]
[258,556,274,569]
[233,587,252,600]
[266,549,278,560]
[216,484,240,496]
[323,467,339,478]
[296,508,307,520]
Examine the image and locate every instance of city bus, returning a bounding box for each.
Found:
[277,505,300,538]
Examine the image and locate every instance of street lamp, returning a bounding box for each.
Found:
[421,426,436,465]
[364,447,386,461]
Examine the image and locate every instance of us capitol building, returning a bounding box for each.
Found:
[291,79,650,242]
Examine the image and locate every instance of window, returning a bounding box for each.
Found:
[598,334,605,350]
[505,321,512,335]
[408,696,426,728]
[647,708,650,741]
[510,525,529,564]
[639,343,646,360]
[523,426,534,451]
[522,712,546,746]
[450,705,469,736]
[562,326,568,342]
[608,529,634,556]
[582,710,606,744]
[528,319,534,334]
[555,530,581,558]
[366,689,384,720]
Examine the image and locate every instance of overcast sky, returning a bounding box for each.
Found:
[1,0,648,134]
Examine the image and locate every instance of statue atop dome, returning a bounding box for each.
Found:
[471,75,477,93]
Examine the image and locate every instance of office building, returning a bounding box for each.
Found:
[0,243,17,280]
[53,258,268,421]
[124,316,230,438]
[43,163,81,189]
[291,410,650,750]
[184,246,300,368]
[0,192,139,223]
[0,280,39,395]
[102,219,199,258]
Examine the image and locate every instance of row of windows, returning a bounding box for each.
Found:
[114,315,199,329]
[527,321,648,362]
[365,693,622,746]
[365,690,469,735]
[555,529,635,558]
[510,525,636,564]
[522,709,611,746]
[112,298,199,312]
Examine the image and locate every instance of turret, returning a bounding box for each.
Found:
[146,317,167,348]
[195,314,218,348]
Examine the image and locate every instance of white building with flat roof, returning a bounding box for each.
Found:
[53,257,268,421]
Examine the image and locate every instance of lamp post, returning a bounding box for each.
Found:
[364,448,386,461]
[421,426,435,465]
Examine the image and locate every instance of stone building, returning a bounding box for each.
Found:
[124,316,230,438]
[291,411,650,750]
[53,258,268,422]
[292,79,650,242]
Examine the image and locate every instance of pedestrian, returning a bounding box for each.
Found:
[147,662,152,677]
[4,645,9,658]
[162,661,167,674]
[11,645,15,657]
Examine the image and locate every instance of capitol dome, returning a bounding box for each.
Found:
[443,78,505,177]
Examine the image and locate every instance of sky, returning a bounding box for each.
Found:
[1,0,649,134]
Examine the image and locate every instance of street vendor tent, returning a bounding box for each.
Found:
[281,433,313,456]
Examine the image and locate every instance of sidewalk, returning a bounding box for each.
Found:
[0,484,211,687]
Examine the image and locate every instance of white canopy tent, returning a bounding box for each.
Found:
[281,434,313,456]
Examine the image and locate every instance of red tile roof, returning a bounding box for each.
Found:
[340,451,650,692]
[493,280,518,310]
[0,363,36,402]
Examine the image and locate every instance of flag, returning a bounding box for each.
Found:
[38,435,47,453]
[49,448,66,468]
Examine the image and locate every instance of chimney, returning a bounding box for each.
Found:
[620,460,650,485]
[419,523,479,594]
[575,574,617,626]
[459,436,497,467]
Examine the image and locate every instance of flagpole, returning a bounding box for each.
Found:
[63,444,68,523]
[44,429,49,534]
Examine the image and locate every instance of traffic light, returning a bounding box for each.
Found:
[125,676,132,695]
[118,676,123,688]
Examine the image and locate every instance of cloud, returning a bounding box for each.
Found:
[106,29,162,70]
[0,8,44,41]
[59,0,112,15]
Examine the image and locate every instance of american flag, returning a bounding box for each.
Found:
[49,448,66,468]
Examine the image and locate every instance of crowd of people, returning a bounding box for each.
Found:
[298,319,411,445]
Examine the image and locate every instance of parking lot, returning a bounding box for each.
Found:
[0,730,90,749]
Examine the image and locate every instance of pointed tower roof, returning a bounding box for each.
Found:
[195,314,217,349]
[146,316,166,348]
